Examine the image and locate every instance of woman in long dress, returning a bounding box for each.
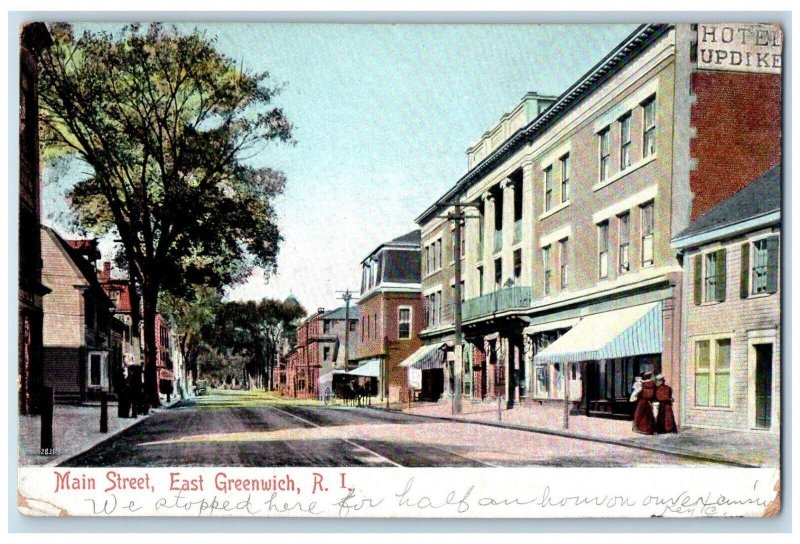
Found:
[655,374,678,433]
[632,371,657,434]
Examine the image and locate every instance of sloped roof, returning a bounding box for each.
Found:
[323,305,360,321]
[362,229,421,263]
[43,226,114,308]
[675,165,781,241]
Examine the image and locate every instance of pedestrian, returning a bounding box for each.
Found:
[632,371,657,435]
[655,374,678,434]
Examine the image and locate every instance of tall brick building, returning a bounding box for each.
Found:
[353,230,423,403]
[413,23,781,426]
[18,23,51,414]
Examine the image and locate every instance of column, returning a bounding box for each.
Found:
[500,178,516,287]
[482,191,496,288]
[521,161,535,288]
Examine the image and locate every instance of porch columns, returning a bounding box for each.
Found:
[482,191,496,267]
[500,178,516,286]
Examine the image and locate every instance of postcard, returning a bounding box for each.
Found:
[15,21,782,518]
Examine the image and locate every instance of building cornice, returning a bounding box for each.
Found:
[415,23,671,226]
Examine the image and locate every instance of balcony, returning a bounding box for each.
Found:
[494,230,503,253]
[462,285,532,321]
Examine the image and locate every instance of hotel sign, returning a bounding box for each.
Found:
[697,23,782,74]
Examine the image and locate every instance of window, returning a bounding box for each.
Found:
[89,353,102,386]
[494,258,502,290]
[349,320,356,333]
[694,338,731,407]
[544,166,553,212]
[560,154,570,203]
[543,245,552,295]
[598,221,609,279]
[704,249,726,302]
[641,201,654,267]
[599,128,610,181]
[750,237,779,295]
[477,266,484,296]
[398,308,411,339]
[323,346,331,361]
[513,249,522,283]
[642,96,656,157]
[618,212,630,273]
[373,313,378,339]
[559,238,569,290]
[620,113,632,170]
[323,320,331,334]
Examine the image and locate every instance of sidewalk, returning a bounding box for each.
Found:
[379,398,779,467]
[18,397,183,467]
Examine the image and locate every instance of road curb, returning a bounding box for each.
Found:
[48,397,185,467]
[364,405,758,468]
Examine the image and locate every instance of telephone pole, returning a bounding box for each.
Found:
[439,201,481,415]
[336,290,356,370]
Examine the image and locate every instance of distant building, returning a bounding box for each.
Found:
[353,230,423,403]
[41,228,122,403]
[317,305,360,399]
[18,23,51,414]
[673,165,780,433]
[97,262,143,380]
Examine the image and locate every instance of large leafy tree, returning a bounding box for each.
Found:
[37,23,292,406]
[213,298,305,390]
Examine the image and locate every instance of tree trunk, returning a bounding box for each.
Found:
[142,288,161,408]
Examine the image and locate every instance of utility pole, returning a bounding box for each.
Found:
[439,200,481,415]
[336,290,356,370]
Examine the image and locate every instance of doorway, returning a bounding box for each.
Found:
[754,343,773,430]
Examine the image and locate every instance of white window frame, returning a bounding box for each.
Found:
[748,233,779,296]
[542,245,552,295]
[619,112,632,171]
[86,351,108,388]
[618,212,630,274]
[598,127,611,182]
[543,165,553,213]
[559,238,569,290]
[640,201,655,267]
[560,153,570,204]
[598,221,609,279]
[398,306,412,340]
[693,335,733,409]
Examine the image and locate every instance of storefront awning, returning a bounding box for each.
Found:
[523,317,580,335]
[399,343,446,370]
[533,302,663,364]
[349,358,382,377]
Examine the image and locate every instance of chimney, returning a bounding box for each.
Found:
[317,307,325,315]
[99,261,112,282]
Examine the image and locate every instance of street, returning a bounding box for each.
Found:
[61,390,718,468]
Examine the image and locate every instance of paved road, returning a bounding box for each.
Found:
[62,390,715,467]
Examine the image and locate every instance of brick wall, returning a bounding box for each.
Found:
[682,229,781,431]
[690,71,782,220]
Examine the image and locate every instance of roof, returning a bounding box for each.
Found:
[100,279,134,313]
[362,229,421,263]
[323,306,360,321]
[674,165,781,243]
[42,226,114,308]
[284,293,302,307]
[416,24,670,225]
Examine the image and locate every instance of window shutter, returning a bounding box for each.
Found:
[693,254,702,306]
[716,248,726,302]
[740,242,750,298]
[766,236,779,294]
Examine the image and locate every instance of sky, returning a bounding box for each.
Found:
[42,23,636,312]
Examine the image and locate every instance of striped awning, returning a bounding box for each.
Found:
[349,359,382,377]
[534,302,663,364]
[399,343,446,370]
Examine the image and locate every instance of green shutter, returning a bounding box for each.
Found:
[693,254,702,306]
[740,242,750,298]
[716,248,726,302]
[766,236,779,294]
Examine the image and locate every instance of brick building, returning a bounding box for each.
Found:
[353,230,423,403]
[284,308,328,399]
[97,262,143,379]
[41,228,122,403]
[414,23,782,423]
[673,165,780,433]
[18,23,51,414]
[317,305,360,398]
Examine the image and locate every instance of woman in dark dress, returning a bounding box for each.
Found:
[633,371,657,434]
[655,374,678,433]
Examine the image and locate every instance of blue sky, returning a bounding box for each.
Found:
[42,23,636,311]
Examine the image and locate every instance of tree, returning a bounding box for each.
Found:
[37,23,292,406]
[158,285,221,386]
[213,298,305,390]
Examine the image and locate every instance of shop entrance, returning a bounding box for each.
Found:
[583,355,661,419]
[421,368,444,402]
